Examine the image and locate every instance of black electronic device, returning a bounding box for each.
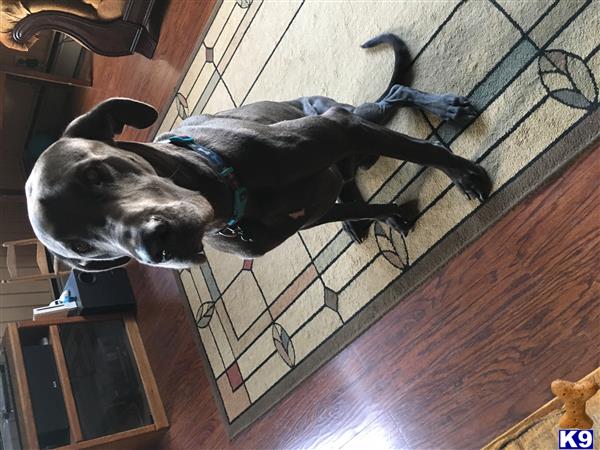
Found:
[65,268,136,315]
[21,345,69,449]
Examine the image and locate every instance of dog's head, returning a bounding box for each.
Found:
[26,98,214,271]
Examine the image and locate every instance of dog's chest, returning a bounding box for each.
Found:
[249,167,342,225]
[204,167,342,258]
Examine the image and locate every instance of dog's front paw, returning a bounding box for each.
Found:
[384,201,418,236]
[385,214,415,236]
[343,219,372,243]
[451,163,492,202]
[437,95,477,121]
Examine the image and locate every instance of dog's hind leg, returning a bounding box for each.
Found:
[356,85,477,123]
[357,36,474,124]
[287,33,412,122]
[336,84,478,174]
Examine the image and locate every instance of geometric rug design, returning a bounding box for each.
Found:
[153,0,600,436]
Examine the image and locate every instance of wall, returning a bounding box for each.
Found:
[1,36,57,334]
[0,198,53,337]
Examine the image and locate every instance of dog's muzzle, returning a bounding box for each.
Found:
[138,215,206,265]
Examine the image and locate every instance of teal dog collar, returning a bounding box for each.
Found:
[169,136,250,240]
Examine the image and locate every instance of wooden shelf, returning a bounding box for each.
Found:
[61,424,156,450]
[123,316,169,430]
[49,325,83,443]
[15,313,124,328]
[3,325,39,450]
[2,313,168,450]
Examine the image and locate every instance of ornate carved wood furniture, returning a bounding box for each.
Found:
[4,0,164,58]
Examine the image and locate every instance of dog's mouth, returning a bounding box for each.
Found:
[155,245,206,262]
[140,244,206,268]
[155,235,208,266]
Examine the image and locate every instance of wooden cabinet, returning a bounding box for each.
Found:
[1,314,168,450]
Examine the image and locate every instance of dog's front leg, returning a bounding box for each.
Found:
[304,202,415,236]
[337,181,373,243]
[322,108,492,201]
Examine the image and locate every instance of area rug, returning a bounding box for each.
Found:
[153,0,600,436]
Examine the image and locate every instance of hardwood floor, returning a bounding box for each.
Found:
[128,145,599,450]
[69,0,217,141]
[69,2,600,448]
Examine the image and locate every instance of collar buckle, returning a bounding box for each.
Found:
[218,224,253,242]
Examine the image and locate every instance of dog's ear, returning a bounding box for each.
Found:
[58,254,132,272]
[63,98,158,141]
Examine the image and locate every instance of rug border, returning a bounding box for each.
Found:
[178,107,599,437]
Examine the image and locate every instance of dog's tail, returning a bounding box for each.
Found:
[361,33,411,103]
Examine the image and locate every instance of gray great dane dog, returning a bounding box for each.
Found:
[25,34,491,271]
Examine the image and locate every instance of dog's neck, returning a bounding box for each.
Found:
[115,140,235,229]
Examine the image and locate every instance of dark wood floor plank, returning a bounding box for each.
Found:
[341,412,410,450]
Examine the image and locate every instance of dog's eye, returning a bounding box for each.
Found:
[71,241,93,254]
[84,167,103,185]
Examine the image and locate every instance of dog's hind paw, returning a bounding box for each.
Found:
[436,95,477,121]
[343,219,372,243]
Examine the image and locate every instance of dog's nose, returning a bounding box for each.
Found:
[140,216,171,263]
